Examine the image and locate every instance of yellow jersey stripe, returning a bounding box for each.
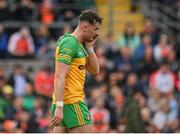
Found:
[75,104,84,125]
[59,55,71,60]
[73,58,86,62]
[75,103,85,125]
[76,104,84,125]
[73,104,81,125]
[74,104,84,125]
[73,104,83,125]
[58,56,71,61]
[59,54,71,58]
[76,103,85,125]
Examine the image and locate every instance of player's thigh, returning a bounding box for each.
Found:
[53,126,68,133]
[68,124,93,133]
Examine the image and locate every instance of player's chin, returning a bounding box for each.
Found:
[87,38,94,42]
[89,36,97,42]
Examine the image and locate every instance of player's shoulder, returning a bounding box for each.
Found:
[57,33,78,46]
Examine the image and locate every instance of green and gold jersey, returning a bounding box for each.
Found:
[52,33,88,104]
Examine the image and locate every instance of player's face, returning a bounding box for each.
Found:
[84,22,100,42]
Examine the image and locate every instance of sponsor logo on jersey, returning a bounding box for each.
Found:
[78,65,85,70]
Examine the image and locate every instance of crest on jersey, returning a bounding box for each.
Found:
[87,115,91,120]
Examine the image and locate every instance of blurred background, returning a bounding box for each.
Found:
[0,0,180,133]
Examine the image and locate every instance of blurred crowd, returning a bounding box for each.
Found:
[0,0,94,23]
[0,0,95,60]
[85,17,180,133]
[0,23,60,60]
[0,0,180,133]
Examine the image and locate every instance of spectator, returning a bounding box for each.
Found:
[95,47,107,70]
[2,120,21,133]
[33,97,47,126]
[0,0,10,21]
[114,46,135,72]
[140,107,152,131]
[102,32,118,60]
[107,72,119,88]
[141,17,159,45]
[175,38,180,60]
[5,96,24,121]
[117,117,126,132]
[34,65,54,97]
[124,89,146,133]
[62,10,76,22]
[167,93,178,125]
[108,86,125,128]
[134,34,152,63]
[152,98,169,132]
[148,90,162,113]
[118,22,141,53]
[39,0,55,24]
[0,67,4,78]
[153,33,172,62]
[64,25,72,33]
[57,0,77,23]
[166,119,180,132]
[8,64,31,96]
[150,60,175,94]
[136,47,158,81]
[8,26,35,58]
[0,23,8,58]
[22,82,35,112]
[35,24,49,56]
[90,97,110,133]
[16,111,31,132]
[0,85,13,121]
[88,69,107,87]
[15,0,34,21]
[0,67,6,86]
[88,87,104,107]
[167,50,180,72]
[176,69,180,92]
[116,69,126,87]
[123,73,139,97]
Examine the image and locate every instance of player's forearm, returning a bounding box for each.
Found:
[54,75,65,102]
[86,47,100,75]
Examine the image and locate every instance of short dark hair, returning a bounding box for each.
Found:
[79,10,103,24]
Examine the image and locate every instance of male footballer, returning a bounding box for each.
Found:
[51,10,102,133]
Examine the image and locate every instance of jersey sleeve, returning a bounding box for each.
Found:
[56,39,77,65]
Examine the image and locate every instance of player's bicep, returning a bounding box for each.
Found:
[55,62,69,78]
[56,41,76,65]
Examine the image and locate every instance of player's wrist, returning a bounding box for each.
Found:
[56,101,64,108]
[86,47,95,54]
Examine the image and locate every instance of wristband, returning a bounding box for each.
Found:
[56,101,64,107]
[86,47,94,54]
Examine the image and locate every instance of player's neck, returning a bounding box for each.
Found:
[71,28,83,44]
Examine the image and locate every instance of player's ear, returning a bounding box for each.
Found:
[81,22,88,32]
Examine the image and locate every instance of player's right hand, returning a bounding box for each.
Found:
[51,106,63,126]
